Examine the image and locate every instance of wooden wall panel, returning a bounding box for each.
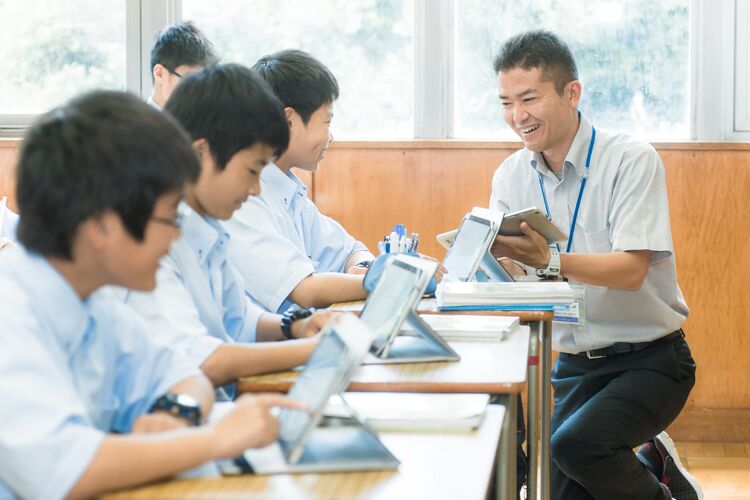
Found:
[315,142,750,411]
[0,140,20,211]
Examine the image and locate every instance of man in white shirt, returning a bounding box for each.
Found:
[489,31,700,500]
[147,22,218,110]
[224,50,374,313]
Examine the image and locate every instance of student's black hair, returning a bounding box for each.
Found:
[16,90,200,260]
[150,21,218,78]
[164,63,289,168]
[493,30,579,95]
[252,49,339,124]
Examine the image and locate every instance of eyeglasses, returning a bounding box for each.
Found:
[168,68,185,79]
[150,213,183,229]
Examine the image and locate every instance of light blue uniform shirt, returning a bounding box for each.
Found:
[123,204,265,396]
[0,196,18,245]
[0,246,200,500]
[225,163,368,313]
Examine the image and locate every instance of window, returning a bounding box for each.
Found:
[182,0,414,139]
[0,0,126,115]
[454,0,690,140]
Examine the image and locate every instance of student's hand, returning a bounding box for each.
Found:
[291,310,336,338]
[210,394,309,459]
[491,222,550,269]
[417,254,447,283]
[498,257,527,276]
[131,412,190,434]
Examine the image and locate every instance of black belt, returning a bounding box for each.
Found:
[574,330,684,359]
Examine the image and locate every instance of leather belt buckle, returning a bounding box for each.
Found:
[585,350,606,359]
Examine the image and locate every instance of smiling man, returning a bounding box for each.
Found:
[488,31,701,500]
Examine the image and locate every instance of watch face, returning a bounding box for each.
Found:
[174,393,200,409]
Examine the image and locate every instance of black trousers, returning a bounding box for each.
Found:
[549,334,696,500]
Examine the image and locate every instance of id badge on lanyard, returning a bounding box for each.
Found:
[540,125,596,326]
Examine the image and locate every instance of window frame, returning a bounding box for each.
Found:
[0,0,748,141]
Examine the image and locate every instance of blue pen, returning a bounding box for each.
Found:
[411,232,419,252]
[385,236,391,254]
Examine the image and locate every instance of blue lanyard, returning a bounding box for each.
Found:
[537,126,596,254]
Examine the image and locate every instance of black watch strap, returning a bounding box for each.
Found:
[150,392,202,426]
[280,305,314,340]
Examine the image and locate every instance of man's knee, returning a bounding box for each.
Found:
[551,424,608,481]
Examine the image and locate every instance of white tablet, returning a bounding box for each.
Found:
[360,255,459,363]
[278,314,371,464]
[499,207,568,244]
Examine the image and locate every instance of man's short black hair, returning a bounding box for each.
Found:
[252,49,339,124]
[16,91,200,260]
[150,21,218,77]
[165,63,289,168]
[493,30,578,94]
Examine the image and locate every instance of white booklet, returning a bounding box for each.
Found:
[437,281,575,306]
[403,314,519,341]
[324,393,490,432]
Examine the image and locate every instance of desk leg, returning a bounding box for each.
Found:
[540,319,552,500]
[497,393,517,500]
[526,321,541,500]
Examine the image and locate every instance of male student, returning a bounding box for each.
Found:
[488,31,701,500]
[0,195,18,249]
[124,63,332,397]
[148,21,218,109]
[0,91,302,499]
[223,49,374,314]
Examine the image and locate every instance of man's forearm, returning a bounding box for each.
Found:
[345,250,375,270]
[168,374,215,418]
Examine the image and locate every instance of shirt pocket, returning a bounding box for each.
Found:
[583,226,612,253]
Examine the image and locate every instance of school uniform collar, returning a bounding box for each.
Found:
[180,202,228,265]
[16,247,92,355]
[530,112,594,180]
[261,162,308,210]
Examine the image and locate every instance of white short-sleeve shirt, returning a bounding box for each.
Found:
[0,247,200,499]
[123,204,265,397]
[489,114,689,354]
[224,163,368,313]
[0,196,19,246]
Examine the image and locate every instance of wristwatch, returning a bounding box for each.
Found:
[280,305,314,340]
[536,246,561,279]
[150,392,202,426]
[354,260,373,269]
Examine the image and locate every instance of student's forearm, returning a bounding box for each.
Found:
[288,273,367,308]
[560,251,650,290]
[201,339,316,386]
[168,375,215,418]
[67,427,217,499]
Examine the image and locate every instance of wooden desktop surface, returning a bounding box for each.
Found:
[102,405,505,500]
[330,298,554,323]
[239,327,529,395]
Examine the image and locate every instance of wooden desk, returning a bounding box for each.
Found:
[103,406,505,500]
[329,299,554,500]
[240,328,529,500]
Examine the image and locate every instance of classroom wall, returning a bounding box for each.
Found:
[2,138,748,440]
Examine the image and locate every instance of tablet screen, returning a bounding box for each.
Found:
[360,260,422,348]
[443,216,492,281]
[278,330,347,455]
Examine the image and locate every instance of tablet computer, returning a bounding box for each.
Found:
[278,314,372,464]
[441,207,514,283]
[498,207,568,244]
[360,254,459,363]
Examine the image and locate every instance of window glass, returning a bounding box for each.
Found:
[0,0,126,114]
[183,0,414,138]
[455,0,690,140]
